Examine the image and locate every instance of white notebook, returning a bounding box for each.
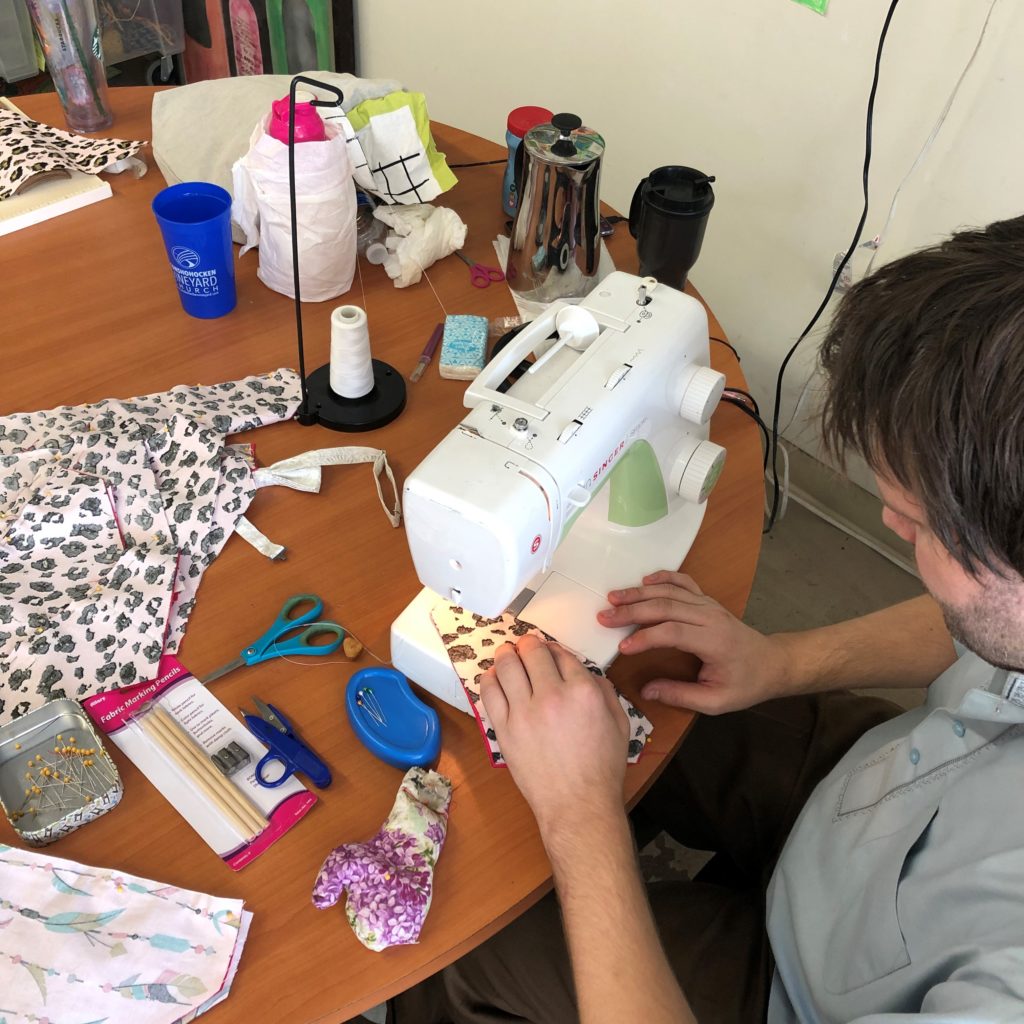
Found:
[0,98,113,237]
[0,169,112,236]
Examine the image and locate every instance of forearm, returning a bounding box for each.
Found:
[543,806,696,1024]
[774,594,956,696]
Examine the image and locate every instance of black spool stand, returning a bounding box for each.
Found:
[305,360,406,432]
[287,76,405,432]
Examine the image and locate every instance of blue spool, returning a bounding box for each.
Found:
[345,667,441,770]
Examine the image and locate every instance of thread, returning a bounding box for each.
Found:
[355,254,368,316]
[361,222,449,318]
[329,304,374,398]
[392,245,449,318]
[421,269,449,319]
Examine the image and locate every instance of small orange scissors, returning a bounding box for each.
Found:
[454,250,505,288]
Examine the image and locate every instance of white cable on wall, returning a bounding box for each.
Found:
[764,440,791,521]
[862,0,1001,279]
[772,0,1001,523]
[329,305,375,399]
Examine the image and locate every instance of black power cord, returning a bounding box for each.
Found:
[447,158,508,169]
[723,395,770,472]
[711,335,741,362]
[766,0,903,533]
[724,386,760,416]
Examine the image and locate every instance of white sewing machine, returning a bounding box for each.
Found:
[391,271,727,712]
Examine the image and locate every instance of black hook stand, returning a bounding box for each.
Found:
[287,75,406,432]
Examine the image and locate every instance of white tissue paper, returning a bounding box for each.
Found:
[373,203,466,288]
[232,117,356,302]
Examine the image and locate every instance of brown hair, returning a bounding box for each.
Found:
[820,215,1024,577]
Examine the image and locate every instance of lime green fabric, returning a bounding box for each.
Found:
[347,91,458,195]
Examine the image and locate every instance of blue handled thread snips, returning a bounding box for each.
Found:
[240,697,332,789]
[204,593,345,684]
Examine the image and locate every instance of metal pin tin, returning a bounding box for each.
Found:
[0,699,122,846]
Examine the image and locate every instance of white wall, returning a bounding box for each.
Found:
[357,0,1024,503]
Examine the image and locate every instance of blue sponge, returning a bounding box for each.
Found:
[439,315,488,380]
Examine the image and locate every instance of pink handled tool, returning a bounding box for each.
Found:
[454,250,505,288]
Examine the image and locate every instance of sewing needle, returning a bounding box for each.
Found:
[409,322,444,382]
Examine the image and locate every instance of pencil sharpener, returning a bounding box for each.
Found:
[212,741,252,777]
[0,699,122,846]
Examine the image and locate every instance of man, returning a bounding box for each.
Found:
[388,216,1024,1022]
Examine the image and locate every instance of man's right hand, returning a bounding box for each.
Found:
[597,569,794,714]
[479,635,629,837]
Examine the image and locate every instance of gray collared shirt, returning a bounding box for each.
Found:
[767,650,1024,1022]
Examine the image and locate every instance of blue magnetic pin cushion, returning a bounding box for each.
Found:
[345,667,441,770]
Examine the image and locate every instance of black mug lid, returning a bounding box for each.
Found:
[643,166,715,215]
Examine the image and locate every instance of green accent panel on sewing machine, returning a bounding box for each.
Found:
[558,440,669,542]
[608,440,669,526]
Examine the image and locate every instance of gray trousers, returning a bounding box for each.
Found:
[372,692,902,1024]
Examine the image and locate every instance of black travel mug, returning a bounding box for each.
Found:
[629,166,715,290]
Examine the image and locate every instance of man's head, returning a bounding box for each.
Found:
[820,216,1024,668]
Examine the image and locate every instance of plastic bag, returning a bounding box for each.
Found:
[232,116,356,302]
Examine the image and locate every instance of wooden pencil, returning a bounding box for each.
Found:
[139,708,267,839]
[149,706,268,833]
[138,714,258,840]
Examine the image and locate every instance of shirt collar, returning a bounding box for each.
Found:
[930,650,1024,723]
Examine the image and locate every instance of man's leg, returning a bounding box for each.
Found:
[635,691,904,884]
[387,691,904,1024]
[400,894,572,1024]
[391,877,769,1024]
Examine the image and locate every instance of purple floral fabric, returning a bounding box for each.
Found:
[311,767,452,951]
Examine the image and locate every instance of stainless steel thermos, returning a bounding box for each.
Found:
[505,113,605,304]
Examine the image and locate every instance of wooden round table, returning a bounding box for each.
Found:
[2,87,763,1022]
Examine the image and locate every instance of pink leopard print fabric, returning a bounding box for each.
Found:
[0,370,301,723]
[431,601,653,767]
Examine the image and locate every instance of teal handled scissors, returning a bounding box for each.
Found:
[204,594,345,684]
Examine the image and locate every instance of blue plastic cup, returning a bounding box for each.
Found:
[152,182,237,319]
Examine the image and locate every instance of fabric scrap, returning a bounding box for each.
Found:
[312,767,452,951]
[0,843,250,1024]
[430,602,654,766]
[0,370,302,723]
[0,107,145,201]
[236,446,402,559]
[252,446,401,527]
[344,91,457,204]
[233,516,286,561]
